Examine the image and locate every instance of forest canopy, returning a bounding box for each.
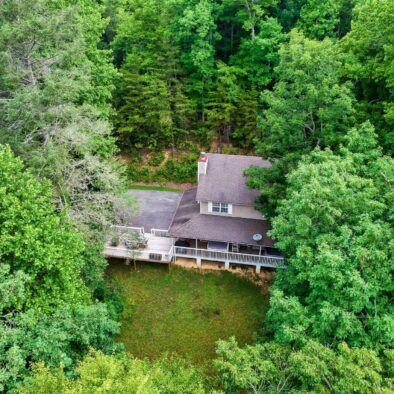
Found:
[0,0,393,392]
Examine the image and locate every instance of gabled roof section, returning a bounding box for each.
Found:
[169,186,276,247]
[196,153,270,205]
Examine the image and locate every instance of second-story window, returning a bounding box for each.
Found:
[212,202,229,213]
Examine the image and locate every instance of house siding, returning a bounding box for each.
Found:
[200,202,264,220]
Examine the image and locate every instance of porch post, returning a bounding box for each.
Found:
[195,239,200,268]
[224,260,230,269]
[259,246,262,256]
[256,264,261,274]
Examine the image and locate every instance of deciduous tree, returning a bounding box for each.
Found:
[0,305,120,392]
[20,351,211,394]
[0,0,123,234]
[341,0,394,152]
[267,123,394,349]
[0,145,88,310]
[215,337,393,393]
[298,0,342,39]
[247,30,354,216]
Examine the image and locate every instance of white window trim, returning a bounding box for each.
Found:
[208,201,232,215]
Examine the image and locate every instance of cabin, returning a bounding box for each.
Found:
[104,153,285,272]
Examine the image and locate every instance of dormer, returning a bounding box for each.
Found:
[195,153,271,220]
[208,201,233,215]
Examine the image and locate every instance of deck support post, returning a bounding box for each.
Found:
[224,260,230,269]
[196,257,202,268]
[256,264,261,274]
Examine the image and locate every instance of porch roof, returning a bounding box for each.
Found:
[169,213,275,247]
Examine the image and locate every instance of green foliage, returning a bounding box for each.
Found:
[147,152,165,166]
[0,145,88,311]
[298,0,342,39]
[0,0,124,237]
[215,337,393,393]
[112,0,195,149]
[267,123,394,349]
[65,0,118,116]
[0,145,121,392]
[273,0,307,31]
[156,155,198,183]
[21,351,212,394]
[247,30,355,215]
[0,305,120,393]
[0,265,29,313]
[128,152,199,184]
[127,164,152,183]
[115,60,192,149]
[206,62,245,147]
[107,0,364,152]
[341,0,394,152]
[1,0,394,392]
[79,242,109,292]
[230,17,285,87]
[260,29,354,157]
[171,0,220,103]
[93,280,125,321]
[110,0,286,149]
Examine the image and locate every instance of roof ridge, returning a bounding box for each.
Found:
[168,188,200,233]
[207,152,263,159]
[167,189,187,230]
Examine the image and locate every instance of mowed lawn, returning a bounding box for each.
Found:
[106,261,269,370]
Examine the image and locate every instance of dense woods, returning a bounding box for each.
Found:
[0,0,393,392]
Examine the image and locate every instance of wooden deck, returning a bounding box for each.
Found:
[104,233,174,263]
[104,226,285,271]
[173,247,284,270]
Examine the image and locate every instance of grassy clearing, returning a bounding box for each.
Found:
[129,184,183,193]
[106,261,268,372]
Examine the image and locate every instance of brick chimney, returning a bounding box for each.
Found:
[197,152,208,181]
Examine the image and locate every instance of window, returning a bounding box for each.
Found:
[210,202,230,214]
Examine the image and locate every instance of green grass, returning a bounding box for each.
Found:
[106,261,268,371]
[129,184,183,192]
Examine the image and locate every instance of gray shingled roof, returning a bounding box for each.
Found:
[170,188,200,229]
[169,213,275,247]
[169,188,275,246]
[196,153,271,205]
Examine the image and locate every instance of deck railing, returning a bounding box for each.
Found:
[105,245,173,262]
[174,246,284,268]
[112,225,145,235]
[150,228,170,237]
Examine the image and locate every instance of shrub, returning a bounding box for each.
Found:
[178,140,198,152]
[128,165,153,182]
[223,146,241,155]
[94,281,124,321]
[156,154,197,183]
[147,152,165,166]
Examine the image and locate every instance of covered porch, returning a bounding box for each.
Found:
[176,238,282,256]
[173,238,284,271]
[169,208,285,270]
